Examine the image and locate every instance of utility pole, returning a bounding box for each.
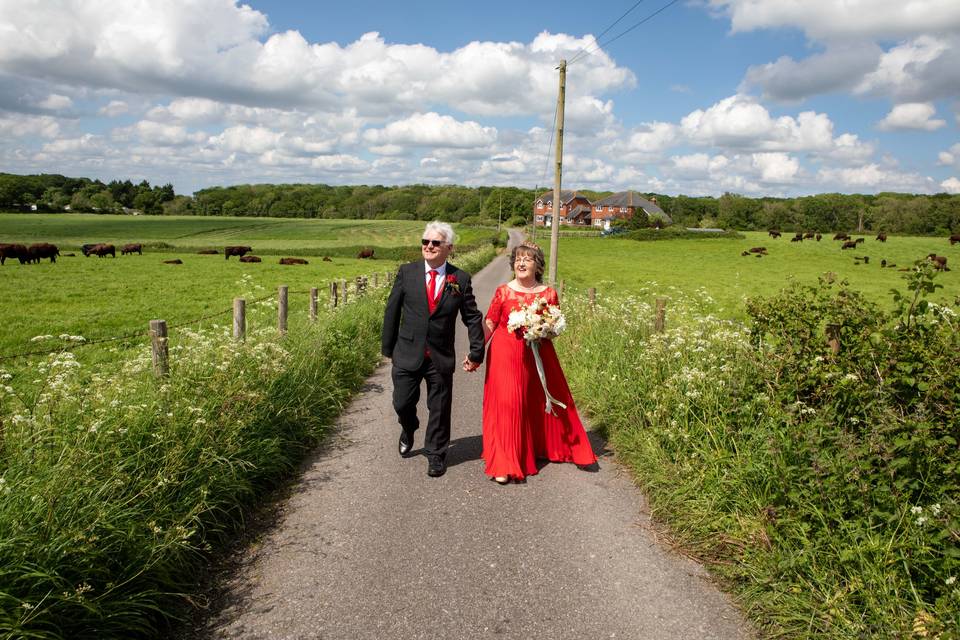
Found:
[498,191,502,232]
[548,59,566,286]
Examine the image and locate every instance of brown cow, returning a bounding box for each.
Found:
[950,234,960,245]
[121,243,142,255]
[239,255,262,263]
[197,249,219,255]
[790,235,803,242]
[29,242,59,263]
[803,232,815,239]
[748,247,768,255]
[225,245,252,259]
[928,254,949,271]
[322,256,332,262]
[90,243,116,258]
[163,259,183,264]
[841,240,857,250]
[815,233,822,241]
[0,243,27,265]
[768,229,781,238]
[357,247,375,259]
[834,233,850,241]
[855,238,865,244]
[279,257,309,265]
[876,232,887,242]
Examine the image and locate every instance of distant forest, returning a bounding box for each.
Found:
[2,172,959,235]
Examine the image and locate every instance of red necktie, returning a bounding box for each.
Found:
[427,269,438,314]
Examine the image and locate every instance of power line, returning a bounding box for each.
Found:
[568,0,650,65]
[569,0,682,66]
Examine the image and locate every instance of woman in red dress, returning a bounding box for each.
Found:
[481,242,597,484]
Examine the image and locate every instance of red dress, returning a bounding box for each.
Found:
[481,284,597,480]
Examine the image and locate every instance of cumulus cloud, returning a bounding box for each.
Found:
[0,111,61,138]
[98,100,128,117]
[36,93,72,110]
[855,35,960,102]
[742,43,881,102]
[363,112,497,149]
[817,163,934,192]
[941,177,960,193]
[877,103,946,131]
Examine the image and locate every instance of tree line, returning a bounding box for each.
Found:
[3,172,959,234]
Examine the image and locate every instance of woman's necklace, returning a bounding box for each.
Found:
[512,279,542,293]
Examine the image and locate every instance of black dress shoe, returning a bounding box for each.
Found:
[398,430,414,458]
[427,455,446,477]
[576,461,600,472]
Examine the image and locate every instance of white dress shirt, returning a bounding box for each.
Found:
[424,261,447,299]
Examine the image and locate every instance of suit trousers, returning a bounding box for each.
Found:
[391,357,453,458]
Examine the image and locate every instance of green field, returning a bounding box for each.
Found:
[0,213,494,251]
[549,231,959,315]
[0,215,498,362]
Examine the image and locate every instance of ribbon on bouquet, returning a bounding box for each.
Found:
[530,341,567,415]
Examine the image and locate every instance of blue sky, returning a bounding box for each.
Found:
[1,0,959,196]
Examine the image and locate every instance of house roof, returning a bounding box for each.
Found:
[594,191,671,223]
[537,190,588,206]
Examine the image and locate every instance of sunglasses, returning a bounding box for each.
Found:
[421,239,446,247]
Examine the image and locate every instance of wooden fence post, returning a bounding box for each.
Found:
[588,287,596,309]
[149,319,169,377]
[340,279,348,304]
[654,298,667,333]
[310,287,318,322]
[558,279,565,300]
[330,281,338,308]
[233,298,246,341]
[826,323,841,355]
[278,285,288,334]
[355,275,365,295]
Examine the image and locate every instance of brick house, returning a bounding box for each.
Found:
[533,190,670,228]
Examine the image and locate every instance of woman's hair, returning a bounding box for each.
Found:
[510,242,545,283]
[423,221,455,245]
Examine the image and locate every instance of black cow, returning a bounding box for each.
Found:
[28,243,59,263]
[225,245,252,259]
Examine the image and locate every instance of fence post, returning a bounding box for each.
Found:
[558,279,565,300]
[588,287,596,309]
[372,273,378,288]
[355,276,364,295]
[310,287,318,322]
[278,285,288,335]
[654,298,667,333]
[149,319,169,377]
[330,281,338,308]
[340,279,348,304]
[826,323,841,355]
[233,298,246,341]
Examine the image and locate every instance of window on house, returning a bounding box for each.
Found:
[621,207,628,213]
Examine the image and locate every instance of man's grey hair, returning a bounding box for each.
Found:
[423,221,455,245]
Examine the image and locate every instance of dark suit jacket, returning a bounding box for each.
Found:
[382,261,485,375]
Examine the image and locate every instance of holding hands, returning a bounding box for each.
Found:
[462,356,481,372]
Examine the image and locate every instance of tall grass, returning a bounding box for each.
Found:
[560,269,959,638]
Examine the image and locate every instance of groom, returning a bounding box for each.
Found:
[382,221,485,477]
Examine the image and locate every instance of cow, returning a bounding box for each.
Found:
[62,253,76,257]
[224,245,252,260]
[357,247,375,259]
[197,249,219,255]
[28,243,59,263]
[90,243,116,258]
[876,232,887,242]
[81,243,99,257]
[855,238,865,244]
[121,243,142,255]
[790,235,803,243]
[239,255,261,263]
[322,256,332,262]
[841,240,857,250]
[0,243,28,265]
[803,232,815,239]
[748,247,768,255]
[163,259,183,264]
[834,233,850,241]
[928,254,949,271]
[768,229,781,238]
[815,233,822,241]
[950,234,960,246]
[279,257,309,265]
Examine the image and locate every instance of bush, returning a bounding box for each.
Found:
[622,227,743,241]
[560,265,960,637]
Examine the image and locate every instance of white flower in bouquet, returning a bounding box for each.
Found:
[504,296,568,414]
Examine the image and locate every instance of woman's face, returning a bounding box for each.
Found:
[514,251,537,279]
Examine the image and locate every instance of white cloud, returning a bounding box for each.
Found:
[36,93,72,110]
[363,112,497,149]
[855,36,960,102]
[711,0,960,40]
[147,98,225,124]
[0,111,61,138]
[817,163,934,191]
[752,152,799,182]
[40,133,105,154]
[114,120,206,146]
[877,103,946,131]
[742,43,881,102]
[98,100,128,117]
[941,177,960,193]
[938,143,960,169]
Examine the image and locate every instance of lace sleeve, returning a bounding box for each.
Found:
[485,285,504,326]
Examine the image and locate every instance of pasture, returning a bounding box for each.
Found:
[0,214,496,363]
[549,230,959,316]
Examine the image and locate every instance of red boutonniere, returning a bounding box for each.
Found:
[445,274,461,295]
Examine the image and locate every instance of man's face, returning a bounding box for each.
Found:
[421,231,452,266]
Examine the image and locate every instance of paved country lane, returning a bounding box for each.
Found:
[186,229,754,639]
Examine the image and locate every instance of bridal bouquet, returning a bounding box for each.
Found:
[506,297,567,414]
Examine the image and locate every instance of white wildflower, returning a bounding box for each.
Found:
[947,576,956,585]
[930,503,941,516]
[916,516,927,526]
[911,506,923,515]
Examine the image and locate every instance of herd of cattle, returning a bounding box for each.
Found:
[742,230,958,272]
[0,242,378,266]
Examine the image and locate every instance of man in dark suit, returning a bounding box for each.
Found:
[382,221,485,477]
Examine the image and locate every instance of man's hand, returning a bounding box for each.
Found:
[462,356,481,372]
